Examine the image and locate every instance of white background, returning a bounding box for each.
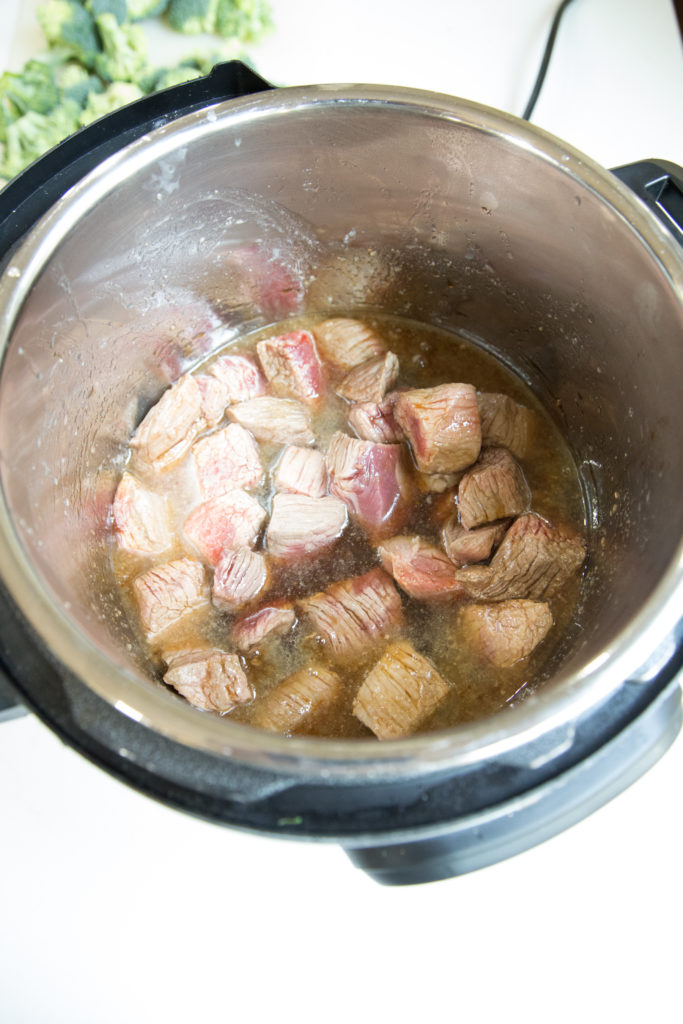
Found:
[1,2,682,1022]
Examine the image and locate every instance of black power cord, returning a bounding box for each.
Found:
[522,0,577,120]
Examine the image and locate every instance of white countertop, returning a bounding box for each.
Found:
[1,2,682,1022]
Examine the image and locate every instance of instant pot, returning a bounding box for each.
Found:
[0,62,681,885]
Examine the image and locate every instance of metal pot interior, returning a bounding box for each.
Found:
[0,86,682,765]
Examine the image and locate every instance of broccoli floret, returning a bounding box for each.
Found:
[79,80,143,124]
[166,0,219,34]
[54,60,104,106]
[93,12,148,82]
[125,0,170,19]
[0,99,82,180]
[215,0,272,43]
[37,1,101,68]
[85,0,128,24]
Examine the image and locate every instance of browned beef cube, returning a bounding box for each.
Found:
[336,352,399,404]
[347,397,404,444]
[311,318,386,370]
[232,602,297,652]
[457,513,586,601]
[442,517,507,566]
[163,648,253,713]
[212,547,269,612]
[133,558,208,638]
[353,640,450,739]
[299,568,404,660]
[183,490,266,566]
[326,431,414,539]
[393,383,481,473]
[192,423,263,499]
[478,392,536,459]
[378,535,468,602]
[256,330,324,403]
[273,445,327,498]
[459,600,553,666]
[250,665,344,734]
[113,472,173,557]
[457,447,531,529]
[195,373,229,427]
[227,397,314,446]
[131,374,204,471]
[209,353,267,404]
[265,492,348,560]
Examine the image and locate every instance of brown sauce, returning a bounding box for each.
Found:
[111,314,586,737]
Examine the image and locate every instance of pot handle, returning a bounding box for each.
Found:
[0,61,273,258]
[611,159,683,246]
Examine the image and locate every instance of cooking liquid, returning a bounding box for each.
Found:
[112,314,586,738]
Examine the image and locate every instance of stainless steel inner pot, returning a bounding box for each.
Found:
[0,83,682,788]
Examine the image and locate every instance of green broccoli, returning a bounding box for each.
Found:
[215,0,272,44]
[85,0,128,24]
[0,99,82,180]
[93,12,148,82]
[166,0,219,35]
[125,0,170,19]
[36,1,101,68]
[53,60,104,106]
[79,80,143,124]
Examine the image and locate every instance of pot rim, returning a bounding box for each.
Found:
[1,83,682,779]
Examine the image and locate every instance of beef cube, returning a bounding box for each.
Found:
[393,383,481,473]
[326,431,413,539]
[336,352,399,404]
[378,535,468,602]
[192,423,263,499]
[457,512,587,601]
[459,600,553,667]
[112,472,173,557]
[208,353,268,404]
[457,447,531,529]
[194,373,229,427]
[227,397,314,446]
[232,602,297,652]
[250,665,344,734]
[212,547,269,612]
[442,517,507,566]
[256,330,324,403]
[347,397,404,444]
[478,392,536,460]
[163,648,253,713]
[265,492,348,560]
[183,491,266,566]
[311,318,386,370]
[273,445,327,498]
[353,640,450,739]
[131,374,204,471]
[299,568,404,661]
[133,558,208,638]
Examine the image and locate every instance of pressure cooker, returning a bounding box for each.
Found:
[0,62,681,885]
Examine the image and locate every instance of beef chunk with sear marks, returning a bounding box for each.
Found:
[265,492,348,560]
[478,392,536,460]
[232,602,297,652]
[131,374,204,472]
[459,600,553,667]
[311,317,386,370]
[326,431,414,540]
[393,383,481,473]
[457,446,531,529]
[353,640,450,739]
[227,396,314,446]
[212,547,269,612]
[336,352,399,404]
[163,648,253,713]
[133,558,208,639]
[378,535,468,602]
[249,665,344,735]
[299,568,404,661]
[442,517,507,567]
[256,330,324,403]
[273,445,327,498]
[457,512,586,601]
[208,353,267,404]
[113,472,173,557]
